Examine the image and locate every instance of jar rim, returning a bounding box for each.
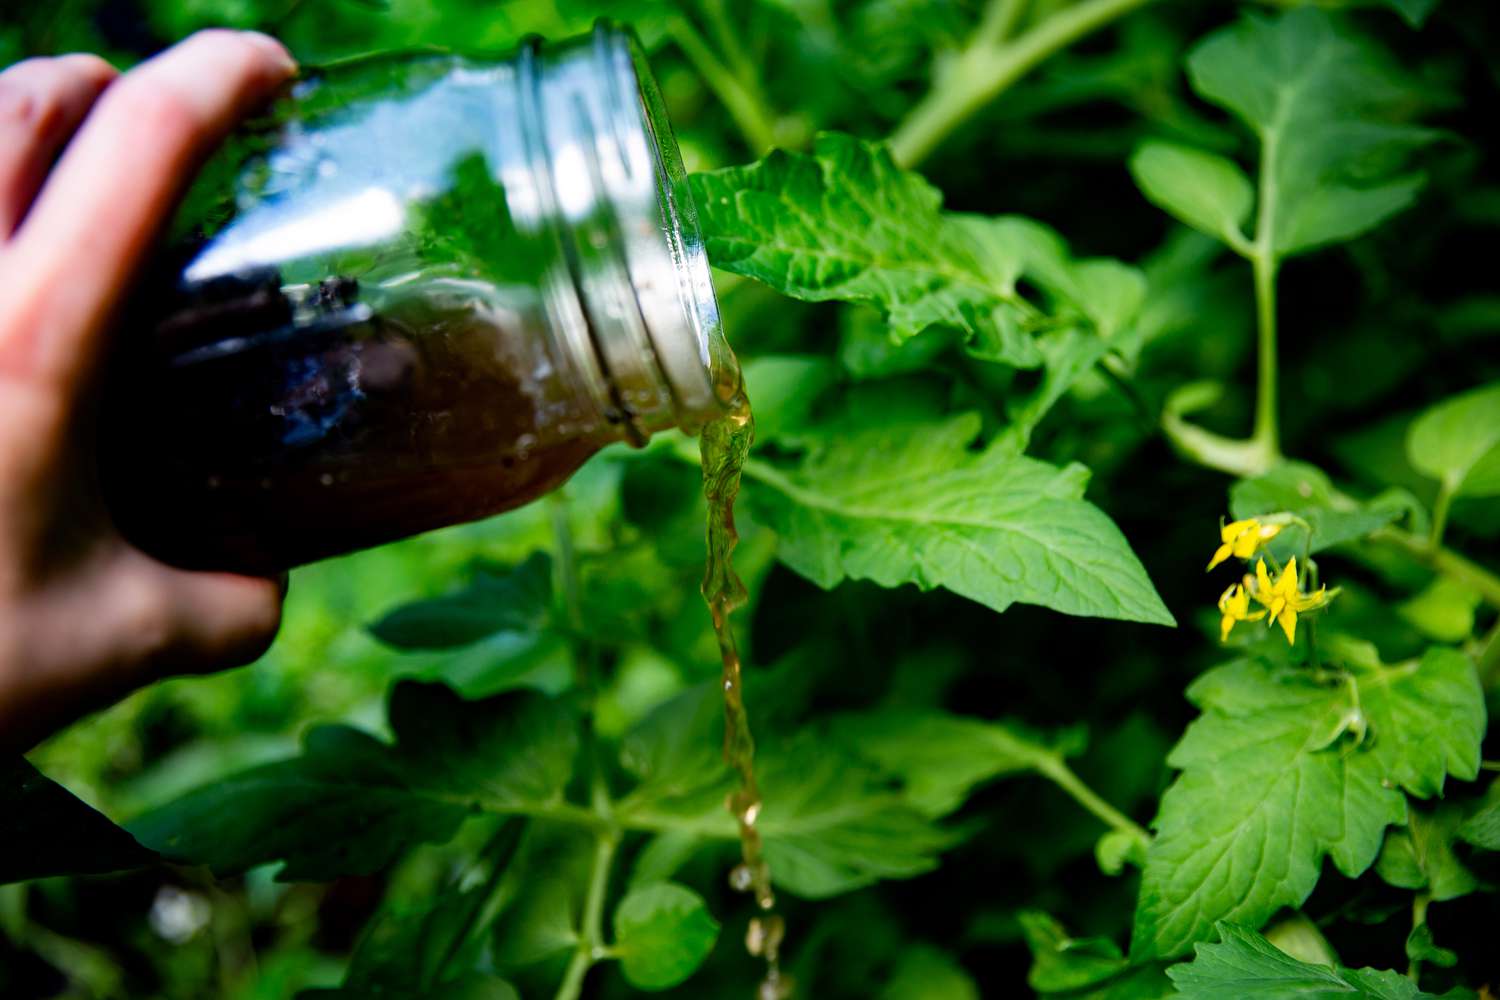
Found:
[595,21,738,428]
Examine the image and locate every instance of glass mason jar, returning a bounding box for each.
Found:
[100,22,737,575]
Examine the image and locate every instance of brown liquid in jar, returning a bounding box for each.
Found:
[102,271,614,575]
[98,29,730,578]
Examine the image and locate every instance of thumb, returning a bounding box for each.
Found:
[144,558,285,677]
[0,548,283,751]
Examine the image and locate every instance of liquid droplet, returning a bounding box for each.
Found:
[758,971,795,1000]
[746,914,785,959]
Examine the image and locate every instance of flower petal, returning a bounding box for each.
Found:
[1278,557,1299,597]
[1216,583,1238,613]
[1277,608,1297,644]
[1221,519,1254,544]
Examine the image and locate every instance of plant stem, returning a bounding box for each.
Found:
[1408,892,1430,982]
[700,0,759,97]
[1251,251,1281,465]
[1375,527,1500,610]
[550,496,582,630]
[1246,90,1286,465]
[1035,755,1151,850]
[1478,617,1500,691]
[1161,409,1278,478]
[889,0,1158,167]
[667,15,780,154]
[551,494,603,702]
[434,820,524,985]
[553,831,619,1000]
[548,495,620,1000]
[1428,479,1455,551]
[978,0,1030,46]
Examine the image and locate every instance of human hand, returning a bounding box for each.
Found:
[0,30,297,752]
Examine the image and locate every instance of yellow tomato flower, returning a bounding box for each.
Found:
[1250,557,1331,645]
[1217,582,1266,642]
[1206,518,1282,571]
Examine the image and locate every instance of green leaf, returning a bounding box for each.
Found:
[0,758,156,884]
[1397,577,1482,643]
[1022,912,1131,992]
[1184,8,1436,259]
[830,709,1083,816]
[129,684,578,879]
[302,978,519,1000]
[369,552,553,650]
[1457,781,1500,850]
[1380,0,1440,27]
[691,133,1142,368]
[310,823,522,998]
[691,133,1037,366]
[1128,141,1253,247]
[489,828,590,967]
[627,831,707,889]
[745,410,1173,625]
[1097,829,1148,876]
[1375,803,1479,900]
[692,135,1144,449]
[1229,461,1400,554]
[1405,923,1458,970]
[1021,912,1172,999]
[1168,923,1436,999]
[741,355,838,445]
[996,328,1110,453]
[1067,259,1149,344]
[1262,913,1338,968]
[952,214,1145,343]
[881,945,981,1000]
[839,305,958,380]
[619,682,729,815]
[1132,650,1483,959]
[612,882,720,990]
[1351,648,1485,800]
[756,737,961,898]
[617,688,957,898]
[1406,382,1500,497]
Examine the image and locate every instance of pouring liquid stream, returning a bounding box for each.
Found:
[699,389,790,999]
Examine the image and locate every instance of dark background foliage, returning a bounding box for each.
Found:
[2,0,1499,997]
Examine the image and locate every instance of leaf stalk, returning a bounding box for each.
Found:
[553,831,620,1000]
[1375,527,1500,610]
[1034,754,1151,850]
[1250,250,1281,466]
[1428,479,1455,551]
[667,15,782,155]
[1407,892,1430,982]
[889,0,1159,167]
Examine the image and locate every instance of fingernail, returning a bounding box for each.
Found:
[240,31,296,72]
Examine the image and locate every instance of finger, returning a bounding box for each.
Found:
[0,54,117,238]
[149,562,285,674]
[0,30,294,388]
[89,547,285,677]
[0,549,282,751]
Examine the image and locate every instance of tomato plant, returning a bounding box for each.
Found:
[4,1,1499,998]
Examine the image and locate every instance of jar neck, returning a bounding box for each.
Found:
[513,22,735,444]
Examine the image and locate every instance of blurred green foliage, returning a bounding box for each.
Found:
[4,0,1500,997]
